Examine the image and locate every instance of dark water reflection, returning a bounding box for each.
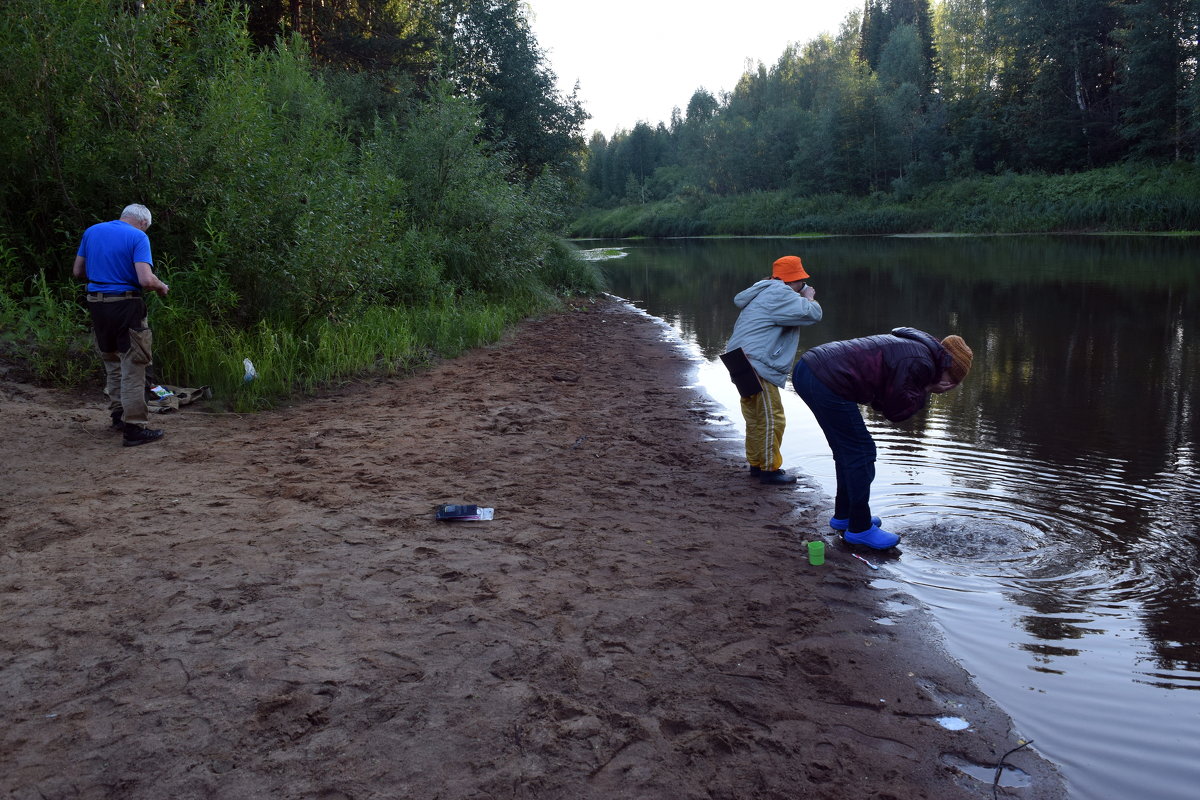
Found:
[583,235,1200,799]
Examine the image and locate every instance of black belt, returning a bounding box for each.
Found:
[87,291,142,302]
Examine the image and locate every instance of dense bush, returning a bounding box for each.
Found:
[0,0,601,407]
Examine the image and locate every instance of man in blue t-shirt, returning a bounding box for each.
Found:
[72,204,171,447]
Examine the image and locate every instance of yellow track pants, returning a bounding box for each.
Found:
[740,376,785,471]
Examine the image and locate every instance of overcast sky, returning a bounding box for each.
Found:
[526,0,866,138]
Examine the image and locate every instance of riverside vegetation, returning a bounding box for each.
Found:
[568,163,1200,237]
[0,0,600,409]
[3,2,1198,406]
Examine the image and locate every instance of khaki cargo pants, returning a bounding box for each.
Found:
[87,292,152,426]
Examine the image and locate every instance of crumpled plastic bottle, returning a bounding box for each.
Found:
[243,358,257,383]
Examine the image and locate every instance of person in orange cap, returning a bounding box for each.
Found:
[724,255,823,484]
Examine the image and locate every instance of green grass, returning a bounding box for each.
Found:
[1,268,591,413]
[0,272,94,386]
[150,298,533,412]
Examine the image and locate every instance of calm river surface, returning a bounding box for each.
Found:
[582,235,1199,800]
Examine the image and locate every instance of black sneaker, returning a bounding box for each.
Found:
[759,469,797,485]
[122,424,164,447]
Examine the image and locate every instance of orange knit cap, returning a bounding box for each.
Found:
[772,255,809,282]
[942,335,973,384]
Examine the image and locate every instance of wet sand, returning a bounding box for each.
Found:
[0,296,1065,799]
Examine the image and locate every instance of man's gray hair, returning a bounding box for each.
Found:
[121,203,152,226]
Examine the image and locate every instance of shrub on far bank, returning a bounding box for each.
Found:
[568,163,1200,238]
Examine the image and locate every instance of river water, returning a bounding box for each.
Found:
[580,235,1200,800]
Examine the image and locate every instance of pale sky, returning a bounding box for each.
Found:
[526,0,867,138]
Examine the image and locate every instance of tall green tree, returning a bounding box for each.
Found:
[713,63,799,192]
[935,0,999,99]
[1116,0,1197,159]
[785,22,880,194]
[876,24,930,182]
[1190,0,1200,154]
[991,0,1123,169]
[677,88,721,188]
[243,0,441,74]
[934,0,1005,173]
[860,0,937,96]
[860,0,889,70]
[439,0,587,180]
[619,122,667,201]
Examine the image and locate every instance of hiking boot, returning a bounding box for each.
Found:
[843,524,901,550]
[110,409,124,430]
[748,466,762,478]
[829,515,882,532]
[122,424,164,447]
[759,469,798,485]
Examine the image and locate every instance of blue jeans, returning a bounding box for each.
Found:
[793,360,877,532]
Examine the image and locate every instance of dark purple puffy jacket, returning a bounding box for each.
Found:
[798,327,952,422]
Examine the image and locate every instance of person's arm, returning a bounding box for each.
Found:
[766,287,823,326]
[72,255,87,281]
[134,261,169,296]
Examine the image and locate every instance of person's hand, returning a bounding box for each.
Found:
[157,282,169,297]
[801,284,816,300]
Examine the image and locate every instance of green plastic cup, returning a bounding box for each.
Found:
[807,539,825,566]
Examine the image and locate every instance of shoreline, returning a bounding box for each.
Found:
[0,296,1065,798]
[610,295,1068,795]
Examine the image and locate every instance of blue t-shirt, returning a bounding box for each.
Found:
[77,219,153,293]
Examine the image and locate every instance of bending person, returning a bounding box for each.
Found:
[792,328,973,549]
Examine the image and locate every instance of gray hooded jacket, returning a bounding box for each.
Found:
[725,279,823,388]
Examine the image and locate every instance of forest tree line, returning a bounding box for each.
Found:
[581,0,1200,207]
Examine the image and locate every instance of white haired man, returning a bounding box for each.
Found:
[72,204,170,446]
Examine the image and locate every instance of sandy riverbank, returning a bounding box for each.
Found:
[0,296,1065,799]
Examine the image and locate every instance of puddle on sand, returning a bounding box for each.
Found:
[942,753,1033,788]
[873,597,918,626]
[935,716,971,730]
